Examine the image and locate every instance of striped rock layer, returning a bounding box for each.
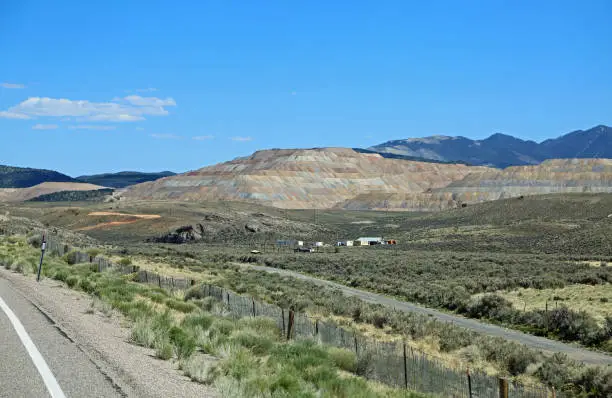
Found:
[122,148,488,209]
[123,150,612,211]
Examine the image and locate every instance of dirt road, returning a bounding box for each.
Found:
[243,263,612,366]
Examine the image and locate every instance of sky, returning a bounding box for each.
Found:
[1,0,611,176]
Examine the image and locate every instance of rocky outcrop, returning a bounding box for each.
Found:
[122,148,488,209]
[150,225,203,244]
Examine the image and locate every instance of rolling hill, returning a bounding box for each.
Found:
[370,125,612,168]
[0,164,77,188]
[0,182,108,202]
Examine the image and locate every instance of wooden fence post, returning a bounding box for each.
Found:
[498,378,508,398]
[190,279,195,286]
[281,308,286,336]
[226,292,230,309]
[315,319,319,336]
[158,274,162,288]
[551,386,556,398]
[354,335,358,355]
[286,310,294,340]
[467,367,473,398]
[403,341,408,390]
[252,298,256,317]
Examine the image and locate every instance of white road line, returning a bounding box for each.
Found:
[0,296,67,398]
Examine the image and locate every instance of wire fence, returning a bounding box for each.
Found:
[23,234,563,398]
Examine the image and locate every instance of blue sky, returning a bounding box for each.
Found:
[1,0,611,176]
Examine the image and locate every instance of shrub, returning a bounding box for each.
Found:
[53,268,69,282]
[218,348,259,381]
[11,258,28,274]
[209,319,235,339]
[118,257,132,266]
[547,307,605,345]
[185,285,207,301]
[327,347,357,373]
[63,251,77,265]
[355,350,374,377]
[535,353,580,390]
[169,326,197,359]
[87,249,101,258]
[236,317,280,340]
[66,275,80,288]
[180,354,218,384]
[154,336,174,360]
[27,235,42,248]
[573,366,612,397]
[131,319,158,348]
[230,330,274,355]
[165,299,198,314]
[466,294,515,321]
[182,313,214,332]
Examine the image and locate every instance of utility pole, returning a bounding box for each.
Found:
[36,232,47,282]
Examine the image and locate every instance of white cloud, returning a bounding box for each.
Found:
[68,125,117,131]
[123,95,176,107]
[151,133,180,139]
[193,135,214,141]
[135,127,145,131]
[230,136,253,142]
[0,95,176,122]
[136,87,157,93]
[32,124,58,130]
[1,82,25,89]
[0,111,31,119]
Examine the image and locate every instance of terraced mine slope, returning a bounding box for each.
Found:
[437,158,612,203]
[122,148,489,209]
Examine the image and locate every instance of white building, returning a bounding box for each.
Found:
[354,237,383,246]
[336,240,354,247]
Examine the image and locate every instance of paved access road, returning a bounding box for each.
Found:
[0,278,121,398]
[244,263,612,366]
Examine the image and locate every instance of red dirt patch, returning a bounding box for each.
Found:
[76,211,162,230]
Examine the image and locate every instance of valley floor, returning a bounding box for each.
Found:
[240,262,612,366]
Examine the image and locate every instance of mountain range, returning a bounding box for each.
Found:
[369,125,612,168]
[2,125,612,210]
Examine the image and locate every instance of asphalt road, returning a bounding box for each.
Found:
[0,278,122,398]
[244,263,612,366]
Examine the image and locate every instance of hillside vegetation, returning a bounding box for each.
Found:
[0,164,76,188]
[76,171,176,188]
[28,188,114,202]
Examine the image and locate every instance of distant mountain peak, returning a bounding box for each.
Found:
[370,125,612,168]
[404,135,454,144]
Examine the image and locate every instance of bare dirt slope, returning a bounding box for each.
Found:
[122,147,488,209]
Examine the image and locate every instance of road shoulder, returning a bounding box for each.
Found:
[0,267,217,398]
